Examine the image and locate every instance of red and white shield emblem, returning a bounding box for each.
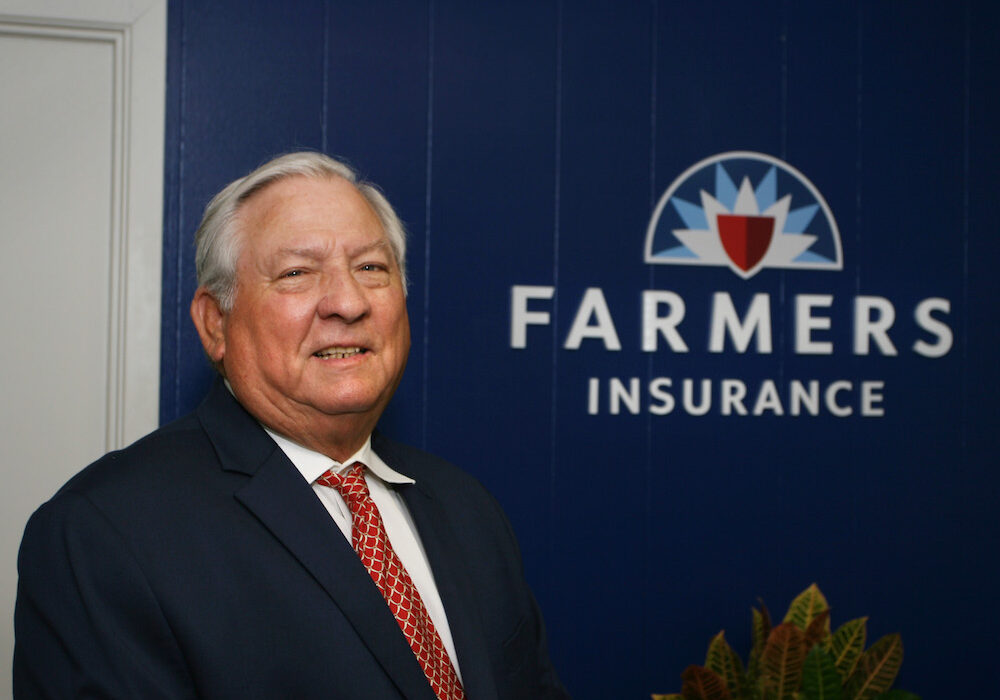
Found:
[716,214,775,274]
[645,151,844,279]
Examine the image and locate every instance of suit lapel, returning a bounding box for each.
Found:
[197,381,436,700]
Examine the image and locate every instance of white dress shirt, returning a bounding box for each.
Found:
[264,429,463,680]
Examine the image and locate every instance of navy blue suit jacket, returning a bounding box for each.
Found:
[14,380,569,699]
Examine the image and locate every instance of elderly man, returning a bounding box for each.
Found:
[14,152,569,699]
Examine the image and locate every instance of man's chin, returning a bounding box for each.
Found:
[304,393,388,421]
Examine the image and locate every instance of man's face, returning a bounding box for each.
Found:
[210,175,410,443]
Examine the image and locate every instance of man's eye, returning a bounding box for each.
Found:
[281,269,303,278]
[360,264,386,272]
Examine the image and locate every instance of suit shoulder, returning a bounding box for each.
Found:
[53,412,213,502]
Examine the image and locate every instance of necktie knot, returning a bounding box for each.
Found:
[317,462,369,509]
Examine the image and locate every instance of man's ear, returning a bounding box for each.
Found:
[190,287,227,365]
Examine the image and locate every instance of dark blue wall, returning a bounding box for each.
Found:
[162,2,1000,696]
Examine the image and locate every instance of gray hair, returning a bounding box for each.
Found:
[194,151,408,310]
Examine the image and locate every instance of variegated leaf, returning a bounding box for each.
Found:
[681,665,732,700]
[706,631,750,698]
[844,634,903,700]
[828,618,867,680]
[749,605,773,684]
[801,647,842,700]
[804,610,831,650]
[651,695,684,700]
[783,584,830,634]
[760,623,807,700]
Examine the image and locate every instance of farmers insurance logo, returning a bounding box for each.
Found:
[645,151,842,279]
[509,150,954,418]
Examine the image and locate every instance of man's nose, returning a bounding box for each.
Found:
[316,272,370,322]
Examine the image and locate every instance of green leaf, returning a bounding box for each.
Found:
[681,665,732,700]
[800,647,842,700]
[760,623,807,700]
[828,617,867,679]
[870,692,920,700]
[844,634,903,700]
[784,584,830,634]
[749,605,773,684]
[651,695,684,700]
[706,631,751,699]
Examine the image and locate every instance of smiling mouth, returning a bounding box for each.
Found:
[313,346,366,359]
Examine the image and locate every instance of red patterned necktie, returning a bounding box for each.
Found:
[317,463,465,700]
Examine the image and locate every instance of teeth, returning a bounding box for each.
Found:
[314,347,363,359]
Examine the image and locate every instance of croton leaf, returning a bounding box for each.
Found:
[760,623,807,700]
[804,610,831,650]
[843,634,903,700]
[706,631,750,699]
[828,617,867,679]
[650,695,684,700]
[783,584,830,634]
[681,665,732,700]
[869,691,920,700]
[800,647,842,700]
[749,605,773,683]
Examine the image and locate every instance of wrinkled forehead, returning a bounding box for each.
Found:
[233,174,388,255]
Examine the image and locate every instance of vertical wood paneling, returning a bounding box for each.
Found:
[423,0,560,566]
[160,2,1000,695]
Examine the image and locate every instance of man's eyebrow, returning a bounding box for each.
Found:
[275,245,328,260]
[274,240,390,260]
[352,239,391,256]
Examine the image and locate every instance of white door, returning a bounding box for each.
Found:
[0,1,165,692]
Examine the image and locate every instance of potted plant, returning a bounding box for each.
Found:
[652,584,919,700]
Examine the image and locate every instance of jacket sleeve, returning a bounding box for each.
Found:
[14,491,196,699]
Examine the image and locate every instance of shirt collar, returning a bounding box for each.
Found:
[264,428,415,487]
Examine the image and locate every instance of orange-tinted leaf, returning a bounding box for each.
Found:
[804,610,831,649]
[760,623,808,700]
[681,665,733,700]
[758,600,774,632]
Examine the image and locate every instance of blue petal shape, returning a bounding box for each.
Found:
[655,245,699,259]
[793,249,831,263]
[715,164,738,210]
[670,197,708,230]
[755,167,777,210]
[784,204,819,233]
